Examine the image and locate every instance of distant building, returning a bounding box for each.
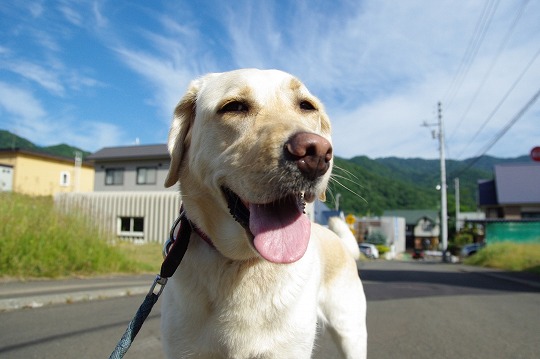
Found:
[383,209,440,250]
[57,144,176,243]
[456,211,485,231]
[474,163,540,244]
[58,143,319,243]
[355,216,406,255]
[87,144,174,192]
[478,163,540,219]
[313,199,340,225]
[0,148,94,195]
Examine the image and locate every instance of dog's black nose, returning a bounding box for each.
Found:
[284,132,333,180]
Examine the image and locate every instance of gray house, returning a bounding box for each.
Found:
[475,163,540,244]
[478,163,540,220]
[58,143,319,243]
[56,144,179,243]
[87,144,175,192]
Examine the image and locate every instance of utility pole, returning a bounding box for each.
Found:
[455,177,460,232]
[438,102,448,253]
[422,102,448,254]
[74,151,82,192]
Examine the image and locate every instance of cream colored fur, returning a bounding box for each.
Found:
[327,217,361,261]
[161,69,367,358]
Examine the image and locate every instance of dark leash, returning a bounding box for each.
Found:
[108,208,191,359]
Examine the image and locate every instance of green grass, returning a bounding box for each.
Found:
[0,193,162,279]
[464,242,540,274]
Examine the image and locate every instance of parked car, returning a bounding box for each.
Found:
[460,242,485,257]
[412,248,424,260]
[359,243,379,259]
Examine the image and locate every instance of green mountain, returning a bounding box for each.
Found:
[0,130,91,160]
[328,154,533,216]
[327,157,438,216]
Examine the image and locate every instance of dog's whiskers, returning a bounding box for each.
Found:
[328,165,367,204]
[332,165,364,187]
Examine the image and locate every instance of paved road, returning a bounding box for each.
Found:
[0,261,539,358]
[360,261,540,359]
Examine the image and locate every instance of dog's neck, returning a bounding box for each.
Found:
[191,221,216,249]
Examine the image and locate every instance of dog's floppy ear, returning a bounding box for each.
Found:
[164,81,200,188]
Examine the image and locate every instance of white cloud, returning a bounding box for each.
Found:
[0,82,46,121]
[3,60,65,96]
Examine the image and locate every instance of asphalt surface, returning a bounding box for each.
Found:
[1,261,539,312]
[1,260,539,358]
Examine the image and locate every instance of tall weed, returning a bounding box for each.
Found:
[465,242,540,274]
[0,193,153,278]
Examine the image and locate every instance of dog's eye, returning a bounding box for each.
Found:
[219,101,249,113]
[299,100,316,111]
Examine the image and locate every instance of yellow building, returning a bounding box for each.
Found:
[0,149,94,196]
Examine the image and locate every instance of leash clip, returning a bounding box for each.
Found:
[163,210,185,258]
[149,275,168,297]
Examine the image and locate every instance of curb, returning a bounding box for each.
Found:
[0,275,156,312]
[0,285,149,312]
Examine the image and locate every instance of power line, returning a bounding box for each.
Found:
[448,0,530,145]
[450,86,540,178]
[454,45,540,159]
[442,0,499,110]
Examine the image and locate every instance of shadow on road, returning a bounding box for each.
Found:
[359,262,540,301]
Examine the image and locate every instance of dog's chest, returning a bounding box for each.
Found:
[162,247,321,357]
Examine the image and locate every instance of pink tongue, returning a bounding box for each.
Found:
[249,197,311,264]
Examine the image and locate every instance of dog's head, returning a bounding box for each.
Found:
[165,69,333,263]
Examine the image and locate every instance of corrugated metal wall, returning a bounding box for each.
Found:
[55,192,317,244]
[486,221,540,243]
[55,192,181,243]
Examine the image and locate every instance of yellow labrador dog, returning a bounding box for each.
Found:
[162,69,367,359]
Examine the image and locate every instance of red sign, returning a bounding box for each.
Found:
[531,146,540,162]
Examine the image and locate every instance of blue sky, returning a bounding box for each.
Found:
[1,0,539,160]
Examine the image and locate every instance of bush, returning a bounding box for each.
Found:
[366,230,387,245]
[376,245,390,255]
[454,232,473,246]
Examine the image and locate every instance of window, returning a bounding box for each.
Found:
[60,171,70,187]
[522,212,540,219]
[421,221,433,232]
[136,167,157,185]
[105,168,124,185]
[118,217,144,237]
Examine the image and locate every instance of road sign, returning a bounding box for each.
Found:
[531,146,540,162]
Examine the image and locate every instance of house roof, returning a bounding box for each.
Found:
[494,163,540,204]
[0,148,93,167]
[87,144,169,161]
[382,209,439,225]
